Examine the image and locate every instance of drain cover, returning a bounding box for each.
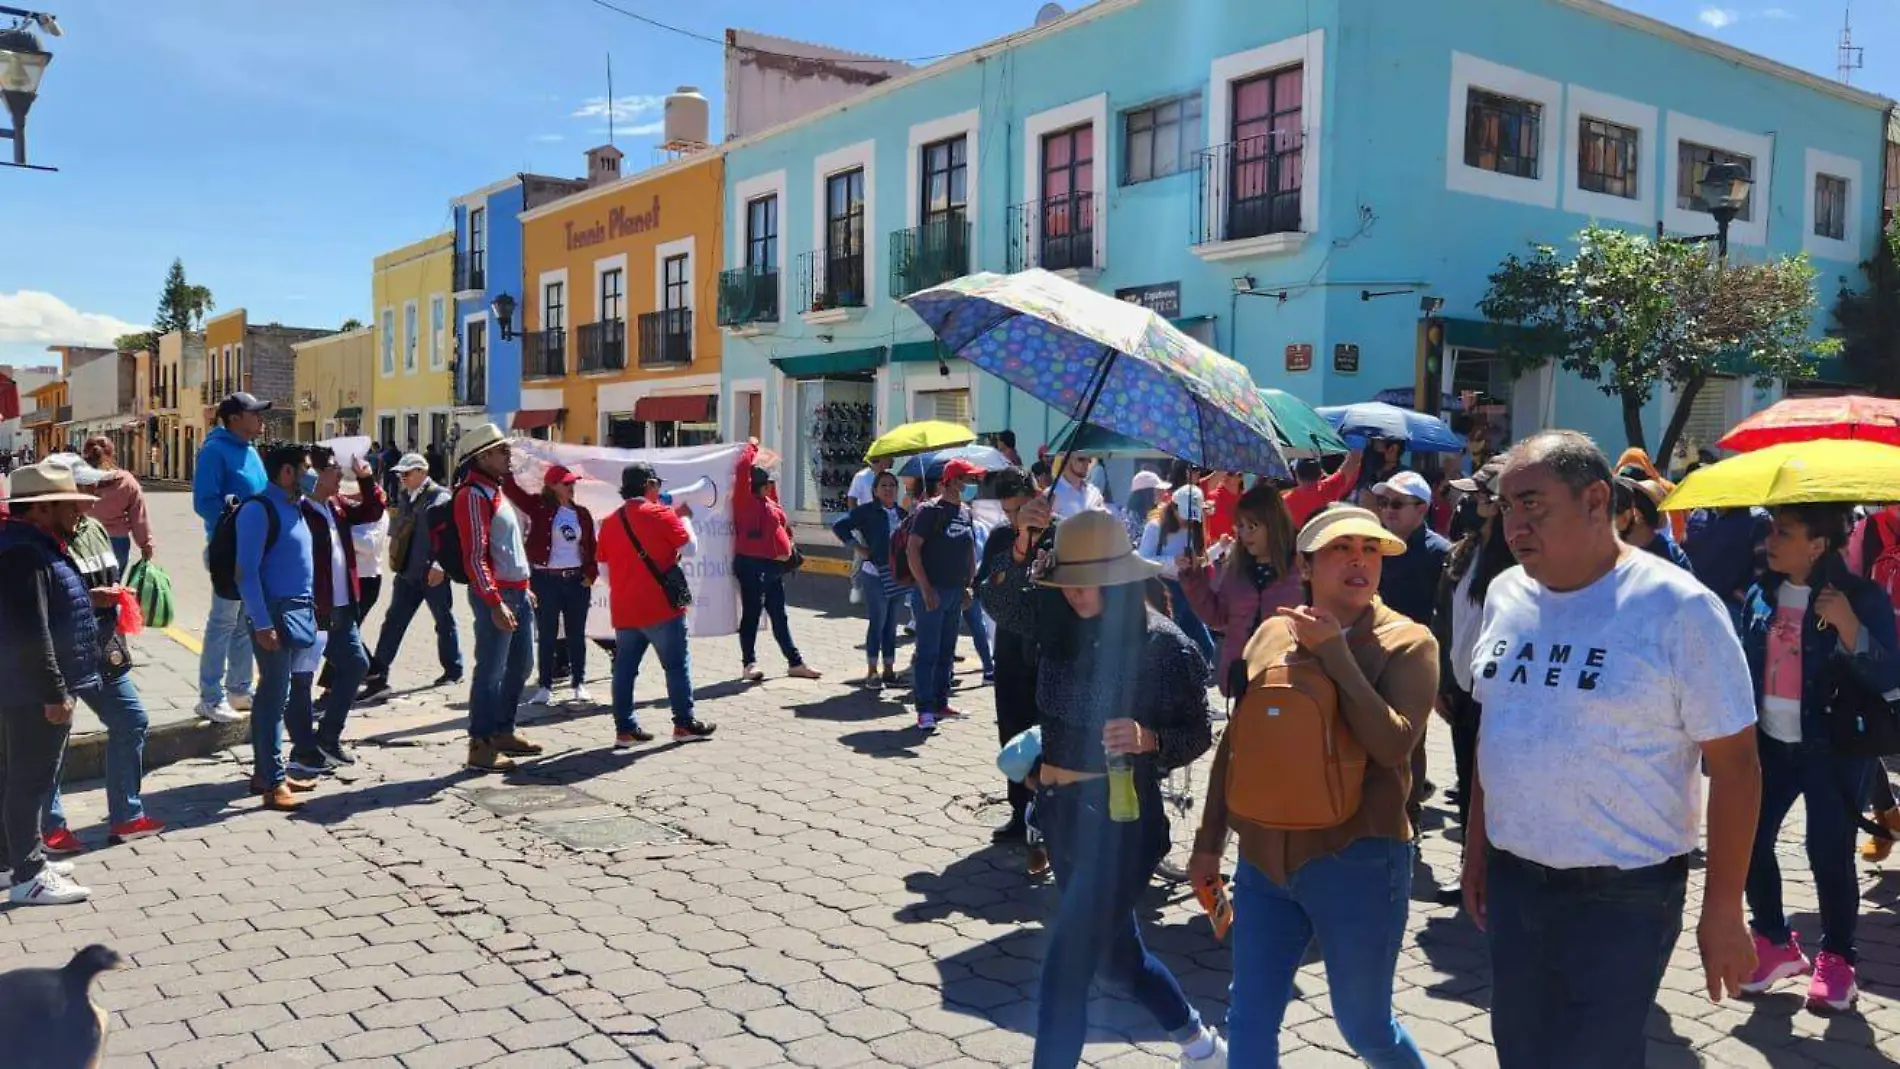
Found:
[538,815,686,851]
[464,784,597,816]
[945,792,1011,828]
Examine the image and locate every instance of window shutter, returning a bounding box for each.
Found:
[1677,378,1733,457]
[918,389,972,427]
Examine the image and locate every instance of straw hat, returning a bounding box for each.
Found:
[1037,509,1163,589]
[454,423,509,469]
[8,461,99,504]
[1295,505,1407,556]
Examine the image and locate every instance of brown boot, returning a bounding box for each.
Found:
[261,784,306,812]
[466,738,517,773]
[491,731,543,756]
[251,774,318,795]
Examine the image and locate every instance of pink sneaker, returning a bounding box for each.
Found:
[1740,932,1811,994]
[1806,952,1858,1014]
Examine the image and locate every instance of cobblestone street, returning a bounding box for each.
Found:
[2,490,1897,1068]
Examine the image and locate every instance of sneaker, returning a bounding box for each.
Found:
[41,827,85,856]
[432,672,463,688]
[8,867,90,906]
[673,721,717,741]
[491,731,544,756]
[1807,952,1858,1014]
[860,668,881,687]
[917,713,937,734]
[614,729,654,749]
[227,692,254,712]
[787,664,822,680]
[1742,933,1812,994]
[881,668,901,688]
[1862,807,1900,862]
[741,665,765,683]
[44,860,75,877]
[357,676,391,702]
[107,815,165,845]
[287,750,334,778]
[570,685,595,705]
[1179,1033,1228,1067]
[317,742,358,767]
[195,700,242,725]
[525,686,554,706]
[466,739,517,773]
[981,670,996,685]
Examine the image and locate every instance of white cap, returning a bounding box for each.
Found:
[1173,484,1206,521]
[1372,470,1433,504]
[42,452,105,487]
[392,452,429,473]
[1129,470,1172,495]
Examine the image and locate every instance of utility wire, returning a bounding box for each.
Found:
[576,0,955,65]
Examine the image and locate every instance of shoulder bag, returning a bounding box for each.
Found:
[620,510,693,610]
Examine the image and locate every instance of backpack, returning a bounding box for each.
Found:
[1222,616,1414,831]
[430,487,470,585]
[207,495,280,602]
[888,511,920,588]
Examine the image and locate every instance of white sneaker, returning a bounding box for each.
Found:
[195,700,242,725]
[526,686,553,706]
[44,860,75,877]
[227,693,254,712]
[1179,1033,1227,1067]
[9,867,91,905]
[570,685,594,705]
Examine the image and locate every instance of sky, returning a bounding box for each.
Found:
[1,0,1894,371]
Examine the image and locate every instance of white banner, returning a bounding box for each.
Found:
[510,439,771,639]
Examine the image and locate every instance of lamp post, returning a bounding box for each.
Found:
[1695,161,1753,263]
[489,293,516,341]
[0,8,59,171]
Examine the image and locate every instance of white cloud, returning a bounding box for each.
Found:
[0,291,142,346]
[1759,7,1794,19]
[1698,6,1738,28]
[570,94,665,124]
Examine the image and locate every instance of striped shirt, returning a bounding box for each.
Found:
[455,471,531,605]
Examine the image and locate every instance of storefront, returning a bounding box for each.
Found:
[770,349,882,520]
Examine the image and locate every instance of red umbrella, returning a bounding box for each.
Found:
[1716,395,1900,453]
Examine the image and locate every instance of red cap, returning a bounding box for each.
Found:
[543,464,580,486]
[940,458,987,483]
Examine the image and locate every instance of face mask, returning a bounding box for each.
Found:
[299,471,319,497]
[960,483,978,502]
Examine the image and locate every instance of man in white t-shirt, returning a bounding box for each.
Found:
[847,456,892,511]
[1464,431,1761,1069]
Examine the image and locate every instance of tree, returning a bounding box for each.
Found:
[340,317,365,331]
[1834,217,1900,396]
[1480,223,1837,462]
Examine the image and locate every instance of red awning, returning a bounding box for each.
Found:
[511,409,563,431]
[632,394,716,423]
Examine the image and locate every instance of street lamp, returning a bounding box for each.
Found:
[0,8,58,171]
[1696,161,1753,261]
[490,293,516,341]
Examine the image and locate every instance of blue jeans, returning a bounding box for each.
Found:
[1747,735,1874,962]
[248,597,312,789]
[735,555,804,668]
[1164,579,1216,665]
[908,585,964,714]
[467,586,535,738]
[961,595,994,676]
[109,536,132,573]
[532,570,591,689]
[1227,844,1426,1068]
[44,673,149,831]
[1487,848,1688,1069]
[1033,776,1200,1068]
[612,616,695,732]
[286,608,370,758]
[371,576,462,677]
[857,572,904,668]
[199,593,255,706]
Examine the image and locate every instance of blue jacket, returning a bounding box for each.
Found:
[0,521,100,704]
[236,486,314,624]
[1378,523,1451,627]
[1739,556,1900,746]
[192,426,267,538]
[1687,507,1769,610]
[1643,530,1694,572]
[832,501,907,572]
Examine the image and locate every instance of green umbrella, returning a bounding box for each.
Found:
[1259,388,1349,458]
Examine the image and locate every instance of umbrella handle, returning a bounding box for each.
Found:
[1044,351,1120,518]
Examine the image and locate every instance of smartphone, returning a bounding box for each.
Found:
[1195,877,1233,942]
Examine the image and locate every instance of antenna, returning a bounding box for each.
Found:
[606,53,616,145]
[1838,5,1864,85]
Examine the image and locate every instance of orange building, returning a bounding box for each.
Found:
[516,146,724,447]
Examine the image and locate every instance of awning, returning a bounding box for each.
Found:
[889,341,946,364]
[770,346,886,377]
[335,405,362,420]
[512,409,563,431]
[633,394,716,423]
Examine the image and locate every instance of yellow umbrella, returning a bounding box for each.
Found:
[1659,440,1900,511]
[864,420,976,460]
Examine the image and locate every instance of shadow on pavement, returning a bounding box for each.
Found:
[787,687,912,724]
[837,723,940,759]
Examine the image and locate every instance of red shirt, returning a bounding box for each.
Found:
[1203,482,1239,544]
[597,498,691,630]
[732,442,794,561]
[1282,465,1357,529]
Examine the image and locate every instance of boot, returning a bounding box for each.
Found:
[1862,807,1900,862]
[261,784,306,812]
[466,738,517,773]
[491,731,543,756]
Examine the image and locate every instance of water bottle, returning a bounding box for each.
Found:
[1106,752,1139,823]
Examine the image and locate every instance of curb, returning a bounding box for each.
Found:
[59,625,249,786]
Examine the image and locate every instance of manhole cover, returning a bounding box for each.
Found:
[539,815,686,851]
[464,785,597,816]
[945,792,1011,828]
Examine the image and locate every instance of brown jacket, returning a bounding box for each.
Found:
[1193,599,1439,884]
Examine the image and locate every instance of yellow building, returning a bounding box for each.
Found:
[517,148,723,446]
[369,233,456,454]
[293,328,375,441]
[23,379,65,458]
[154,330,207,480]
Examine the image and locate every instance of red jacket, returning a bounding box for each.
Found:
[598,498,691,630]
[500,475,599,581]
[733,442,793,561]
[299,475,387,626]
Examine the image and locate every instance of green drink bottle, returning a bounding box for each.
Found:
[1106,752,1139,823]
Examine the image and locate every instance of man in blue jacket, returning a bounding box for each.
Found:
[191,392,271,726]
[236,443,317,812]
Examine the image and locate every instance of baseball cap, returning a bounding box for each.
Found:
[544,464,580,486]
[1173,484,1206,521]
[940,457,987,483]
[1448,457,1505,495]
[215,391,272,419]
[1295,505,1408,556]
[621,462,660,499]
[391,452,429,474]
[1129,470,1171,495]
[1371,470,1433,505]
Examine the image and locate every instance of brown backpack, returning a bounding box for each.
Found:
[1223,616,1410,831]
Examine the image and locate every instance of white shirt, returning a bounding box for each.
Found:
[546,505,584,569]
[1138,521,1192,579]
[848,467,878,508]
[353,512,388,580]
[1051,476,1107,522]
[319,506,350,610]
[1472,551,1756,870]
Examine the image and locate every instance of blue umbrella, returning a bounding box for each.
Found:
[897,443,1013,479]
[1315,401,1465,453]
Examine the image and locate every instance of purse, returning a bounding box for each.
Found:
[781,549,806,574]
[620,511,693,610]
[1827,661,1900,759]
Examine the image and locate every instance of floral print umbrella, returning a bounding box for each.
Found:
[902,269,1291,479]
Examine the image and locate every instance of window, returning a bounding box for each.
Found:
[1815,173,1848,240]
[915,388,971,426]
[1577,116,1639,199]
[430,413,449,452]
[544,281,565,333]
[381,309,395,375]
[403,413,420,451]
[1677,142,1754,221]
[919,135,967,225]
[233,343,244,390]
[825,168,866,300]
[600,268,624,322]
[378,413,396,447]
[469,208,486,278]
[1122,94,1202,184]
[1228,66,1303,238]
[1040,124,1095,269]
[430,295,445,368]
[403,303,418,372]
[745,195,778,271]
[663,255,688,313]
[1465,88,1542,179]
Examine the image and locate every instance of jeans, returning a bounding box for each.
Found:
[857,572,904,667]
[1487,848,1688,1069]
[1033,776,1200,1068]
[0,704,69,884]
[199,593,256,706]
[248,597,310,789]
[735,556,803,668]
[612,616,695,732]
[1163,578,1216,665]
[961,596,995,676]
[909,585,964,714]
[532,570,591,689]
[371,576,462,678]
[1227,844,1426,1068]
[109,535,131,573]
[45,674,149,831]
[467,586,535,738]
[1747,735,1874,962]
[287,608,370,760]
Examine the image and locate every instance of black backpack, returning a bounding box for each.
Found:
[430,488,470,585]
[207,495,280,602]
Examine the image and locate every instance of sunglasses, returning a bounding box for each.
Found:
[1373,496,1422,511]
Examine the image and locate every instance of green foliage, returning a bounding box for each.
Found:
[113,330,158,354]
[1835,218,1900,397]
[339,317,365,332]
[152,258,215,336]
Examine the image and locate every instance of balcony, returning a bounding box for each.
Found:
[55,405,72,423]
[637,308,693,368]
[1007,193,1098,277]
[717,265,779,330]
[796,248,867,325]
[454,252,486,294]
[20,407,51,428]
[458,361,487,408]
[522,330,566,379]
[1191,135,1307,261]
[577,320,628,374]
[888,213,971,298]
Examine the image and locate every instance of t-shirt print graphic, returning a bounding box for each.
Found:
[558,522,581,544]
[1478,639,1609,691]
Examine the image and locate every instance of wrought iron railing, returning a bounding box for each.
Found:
[795,248,867,314]
[888,213,971,298]
[717,266,779,327]
[1192,135,1303,246]
[522,329,566,379]
[637,309,693,368]
[1006,192,1098,273]
[454,252,486,293]
[577,320,628,373]
[458,360,487,408]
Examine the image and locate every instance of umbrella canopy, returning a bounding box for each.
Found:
[1259,389,1349,457]
[1659,440,1900,511]
[865,419,977,460]
[903,269,1290,479]
[1716,395,1900,453]
[897,443,1013,480]
[1314,401,1464,453]
[1048,421,1165,457]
